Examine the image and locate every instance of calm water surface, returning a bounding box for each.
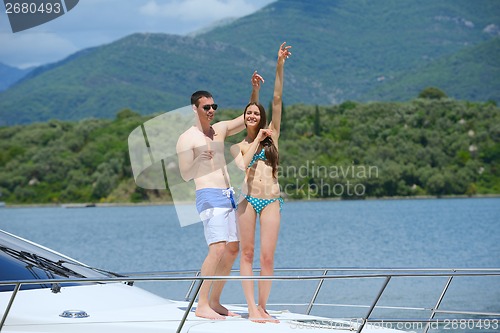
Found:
[1,198,499,329]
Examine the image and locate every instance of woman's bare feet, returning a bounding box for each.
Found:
[258,305,279,323]
[195,304,225,320]
[247,305,267,323]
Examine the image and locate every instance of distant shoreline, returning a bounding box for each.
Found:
[1,194,499,209]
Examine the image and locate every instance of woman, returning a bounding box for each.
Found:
[236,42,291,322]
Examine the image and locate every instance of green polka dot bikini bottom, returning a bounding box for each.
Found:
[244,195,284,215]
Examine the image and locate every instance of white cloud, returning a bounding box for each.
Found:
[0,32,78,68]
[0,0,275,67]
[140,0,257,21]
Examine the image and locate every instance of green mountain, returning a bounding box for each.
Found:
[203,0,500,102]
[0,0,499,126]
[0,62,32,91]
[364,37,500,101]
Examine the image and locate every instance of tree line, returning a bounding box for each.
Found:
[0,91,498,204]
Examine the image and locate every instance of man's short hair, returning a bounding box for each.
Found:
[191,91,213,106]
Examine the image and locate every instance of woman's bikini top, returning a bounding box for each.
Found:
[248,148,266,168]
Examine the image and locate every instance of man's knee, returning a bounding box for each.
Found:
[209,241,227,259]
[226,241,239,258]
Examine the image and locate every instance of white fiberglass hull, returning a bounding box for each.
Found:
[0,283,405,333]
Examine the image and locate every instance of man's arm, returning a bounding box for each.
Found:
[176,134,213,182]
[220,71,265,137]
[176,134,195,182]
[250,70,264,103]
[223,114,245,137]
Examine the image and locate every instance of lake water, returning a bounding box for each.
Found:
[1,198,499,331]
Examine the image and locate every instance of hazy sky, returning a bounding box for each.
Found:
[0,0,275,68]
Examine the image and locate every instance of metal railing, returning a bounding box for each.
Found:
[1,268,499,333]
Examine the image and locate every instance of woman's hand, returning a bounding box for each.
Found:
[256,128,273,142]
[278,42,292,64]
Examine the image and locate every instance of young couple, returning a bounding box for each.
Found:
[176,42,292,322]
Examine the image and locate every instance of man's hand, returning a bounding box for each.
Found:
[197,150,215,161]
[251,71,264,90]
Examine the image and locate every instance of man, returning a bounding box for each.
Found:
[176,73,263,320]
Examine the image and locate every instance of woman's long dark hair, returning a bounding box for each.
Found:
[244,102,279,178]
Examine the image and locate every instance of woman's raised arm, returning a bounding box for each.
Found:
[269,42,292,137]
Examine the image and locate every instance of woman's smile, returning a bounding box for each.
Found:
[245,105,261,126]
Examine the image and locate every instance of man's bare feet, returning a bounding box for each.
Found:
[195,304,226,320]
[209,302,240,317]
[258,305,280,323]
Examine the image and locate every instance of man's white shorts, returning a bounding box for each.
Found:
[199,207,238,245]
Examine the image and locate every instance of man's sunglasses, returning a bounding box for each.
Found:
[202,104,218,111]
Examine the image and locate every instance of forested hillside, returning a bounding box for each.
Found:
[1,95,498,204]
